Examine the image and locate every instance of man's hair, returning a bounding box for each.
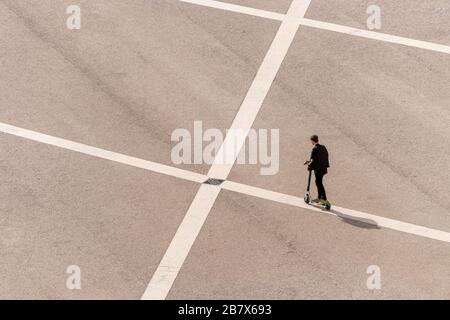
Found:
[310,135,319,143]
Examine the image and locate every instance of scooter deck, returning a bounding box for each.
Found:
[308,202,331,210]
[304,198,331,211]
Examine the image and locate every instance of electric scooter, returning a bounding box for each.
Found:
[303,161,331,211]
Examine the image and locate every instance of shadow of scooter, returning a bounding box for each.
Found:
[330,209,380,230]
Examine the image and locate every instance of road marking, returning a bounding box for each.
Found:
[179,0,284,21]
[2,121,450,244]
[142,0,312,300]
[221,181,450,243]
[300,18,450,55]
[0,122,207,184]
[180,0,450,55]
[3,1,450,300]
[208,0,312,180]
[141,184,221,300]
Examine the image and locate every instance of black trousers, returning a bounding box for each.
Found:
[314,170,327,201]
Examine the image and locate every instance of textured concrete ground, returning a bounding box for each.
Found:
[0,0,449,299]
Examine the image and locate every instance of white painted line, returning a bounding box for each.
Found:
[222,181,450,243]
[180,0,450,55]
[179,0,284,21]
[141,184,221,300]
[0,122,207,184]
[2,1,449,301]
[300,18,450,55]
[143,0,313,299]
[208,0,312,180]
[1,122,449,244]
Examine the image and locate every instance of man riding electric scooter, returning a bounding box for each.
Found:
[303,135,331,209]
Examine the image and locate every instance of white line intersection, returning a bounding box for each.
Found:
[1,0,449,300]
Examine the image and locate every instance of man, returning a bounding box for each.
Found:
[304,135,330,204]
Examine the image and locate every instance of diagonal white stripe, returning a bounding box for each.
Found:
[221,181,450,243]
[300,18,450,55]
[142,0,313,300]
[0,122,207,184]
[208,0,312,180]
[2,121,449,244]
[180,0,450,55]
[141,184,221,299]
[2,0,450,301]
[179,0,284,21]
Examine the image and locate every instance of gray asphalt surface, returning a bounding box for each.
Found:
[0,0,449,299]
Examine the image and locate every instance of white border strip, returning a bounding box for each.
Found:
[180,0,284,21]
[300,18,450,55]
[222,181,450,243]
[180,0,450,55]
[0,122,207,184]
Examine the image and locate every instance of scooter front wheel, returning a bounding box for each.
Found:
[304,194,311,204]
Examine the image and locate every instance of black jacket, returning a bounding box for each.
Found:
[308,144,330,172]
